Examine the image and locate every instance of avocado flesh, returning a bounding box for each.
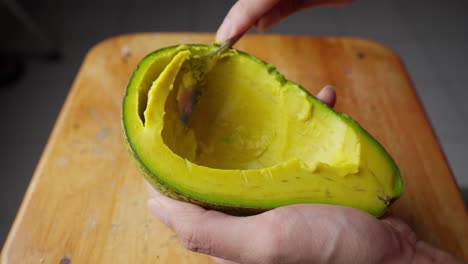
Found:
[123,45,402,216]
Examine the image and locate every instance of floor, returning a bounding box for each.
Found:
[1,0,467,248]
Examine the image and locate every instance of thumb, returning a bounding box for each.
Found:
[147,192,278,263]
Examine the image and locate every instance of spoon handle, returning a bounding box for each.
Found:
[206,29,247,57]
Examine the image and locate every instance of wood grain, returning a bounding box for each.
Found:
[1,33,467,263]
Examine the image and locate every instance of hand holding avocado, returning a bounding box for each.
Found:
[147,181,462,264]
[145,87,462,264]
[145,88,461,264]
[128,1,465,263]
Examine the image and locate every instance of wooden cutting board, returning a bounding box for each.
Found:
[2,33,467,263]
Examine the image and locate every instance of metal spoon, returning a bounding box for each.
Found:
[178,31,246,126]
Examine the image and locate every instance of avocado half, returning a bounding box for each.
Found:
[122,44,402,216]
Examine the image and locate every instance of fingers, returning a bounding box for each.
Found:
[216,0,353,42]
[380,215,464,263]
[146,182,282,263]
[217,0,280,43]
[148,195,254,261]
[257,0,353,32]
[146,181,206,227]
[146,182,405,264]
[316,85,336,107]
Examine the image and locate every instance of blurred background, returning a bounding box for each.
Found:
[1,0,467,248]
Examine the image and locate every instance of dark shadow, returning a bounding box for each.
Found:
[0,53,25,89]
[461,188,468,208]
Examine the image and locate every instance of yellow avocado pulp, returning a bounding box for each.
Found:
[123,45,402,216]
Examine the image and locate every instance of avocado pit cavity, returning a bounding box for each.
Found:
[153,48,361,175]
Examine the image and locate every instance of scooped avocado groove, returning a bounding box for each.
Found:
[122,44,403,216]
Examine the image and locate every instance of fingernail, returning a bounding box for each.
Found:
[216,17,232,43]
[317,85,336,107]
[148,198,169,226]
[321,85,335,94]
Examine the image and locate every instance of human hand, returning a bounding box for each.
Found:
[216,0,352,43]
[146,86,464,264]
